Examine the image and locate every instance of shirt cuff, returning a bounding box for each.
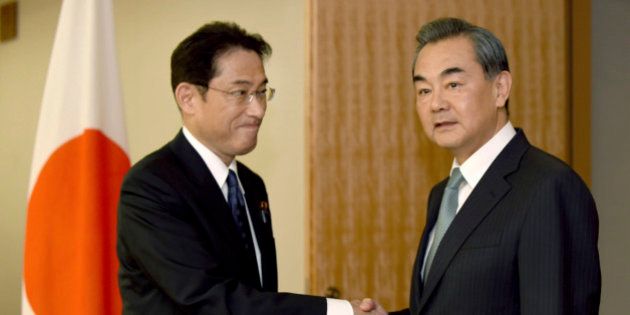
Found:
[326,298,353,315]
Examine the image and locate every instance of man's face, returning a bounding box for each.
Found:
[185,48,268,164]
[413,36,508,163]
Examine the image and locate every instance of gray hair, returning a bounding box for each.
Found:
[415,17,509,79]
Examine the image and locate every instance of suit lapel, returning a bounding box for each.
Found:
[238,164,268,239]
[167,131,261,284]
[237,162,278,291]
[411,181,446,309]
[168,131,236,233]
[417,130,530,311]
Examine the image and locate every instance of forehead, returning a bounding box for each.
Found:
[213,48,266,84]
[414,36,480,77]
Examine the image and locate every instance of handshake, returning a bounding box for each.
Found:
[351,298,387,315]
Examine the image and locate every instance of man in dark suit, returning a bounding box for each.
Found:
[396,17,601,314]
[116,22,385,315]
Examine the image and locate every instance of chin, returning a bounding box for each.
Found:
[434,137,461,151]
[235,142,257,156]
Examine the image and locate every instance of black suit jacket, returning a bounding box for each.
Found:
[117,131,325,314]
[398,130,600,315]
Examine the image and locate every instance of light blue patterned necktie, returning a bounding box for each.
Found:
[423,167,465,280]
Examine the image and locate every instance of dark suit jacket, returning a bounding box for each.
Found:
[117,131,325,314]
[398,130,600,315]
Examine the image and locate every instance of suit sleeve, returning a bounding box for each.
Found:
[117,169,326,315]
[517,168,601,315]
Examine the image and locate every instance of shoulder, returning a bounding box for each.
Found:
[124,143,177,183]
[513,145,595,210]
[124,130,203,183]
[519,146,586,188]
[120,139,197,201]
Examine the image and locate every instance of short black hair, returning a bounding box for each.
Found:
[170,21,272,93]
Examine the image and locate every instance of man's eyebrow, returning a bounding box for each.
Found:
[412,67,464,82]
[412,74,426,82]
[230,78,269,86]
[441,67,464,77]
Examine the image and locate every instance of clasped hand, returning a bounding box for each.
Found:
[351,298,387,315]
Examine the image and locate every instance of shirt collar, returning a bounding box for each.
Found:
[182,126,238,188]
[452,121,516,189]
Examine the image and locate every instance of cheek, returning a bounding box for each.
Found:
[208,112,225,130]
[231,110,250,126]
[415,103,433,132]
[220,108,241,125]
[414,100,425,119]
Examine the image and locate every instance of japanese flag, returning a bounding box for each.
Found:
[22,0,129,314]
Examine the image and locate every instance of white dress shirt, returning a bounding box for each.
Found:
[421,122,517,279]
[183,127,351,314]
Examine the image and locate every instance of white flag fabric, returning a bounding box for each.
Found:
[23,0,129,314]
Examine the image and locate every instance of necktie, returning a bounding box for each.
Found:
[227,170,255,256]
[423,167,465,280]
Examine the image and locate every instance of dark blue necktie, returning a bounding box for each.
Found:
[227,170,256,255]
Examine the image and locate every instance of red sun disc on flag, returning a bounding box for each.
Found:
[24,129,129,315]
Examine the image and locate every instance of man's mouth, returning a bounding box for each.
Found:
[239,121,262,130]
[434,121,456,129]
[240,124,260,129]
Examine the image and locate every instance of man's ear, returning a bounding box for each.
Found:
[494,70,512,109]
[175,82,197,114]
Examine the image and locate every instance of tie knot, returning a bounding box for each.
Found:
[447,168,464,189]
[227,170,239,189]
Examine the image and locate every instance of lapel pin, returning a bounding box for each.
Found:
[259,201,270,224]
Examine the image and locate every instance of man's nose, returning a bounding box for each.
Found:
[246,97,266,118]
[430,88,448,112]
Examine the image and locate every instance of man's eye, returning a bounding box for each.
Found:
[418,89,431,96]
[255,89,267,97]
[230,90,248,97]
[447,82,460,89]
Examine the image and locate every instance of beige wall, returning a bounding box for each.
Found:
[592,0,630,314]
[0,0,307,313]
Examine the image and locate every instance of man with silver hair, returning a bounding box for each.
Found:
[395,17,600,315]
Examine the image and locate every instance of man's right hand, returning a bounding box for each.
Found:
[351,298,387,315]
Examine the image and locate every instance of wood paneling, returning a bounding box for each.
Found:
[0,2,18,42]
[570,0,592,185]
[308,0,574,309]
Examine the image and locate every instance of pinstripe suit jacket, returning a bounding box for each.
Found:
[406,130,601,315]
